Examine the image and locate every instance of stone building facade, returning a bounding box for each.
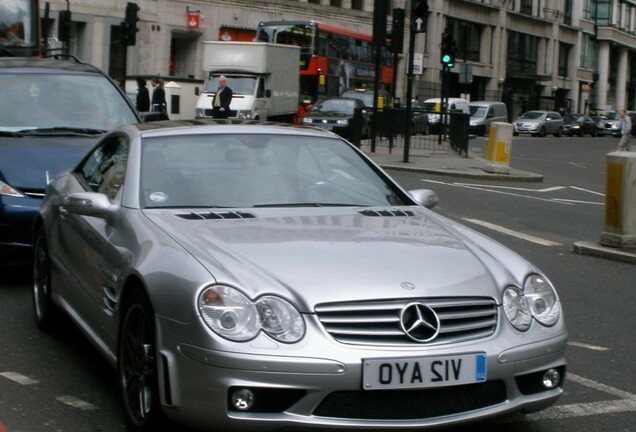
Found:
[44,0,636,117]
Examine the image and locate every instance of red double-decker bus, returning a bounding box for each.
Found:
[255,20,393,120]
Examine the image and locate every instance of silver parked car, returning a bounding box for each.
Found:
[513,110,564,137]
[33,120,567,432]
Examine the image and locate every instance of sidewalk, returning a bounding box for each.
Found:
[359,140,543,182]
[360,140,636,265]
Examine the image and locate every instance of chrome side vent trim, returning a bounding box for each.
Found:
[177,211,256,220]
[358,209,415,217]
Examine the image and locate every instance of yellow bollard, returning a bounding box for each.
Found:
[600,152,636,250]
[484,122,513,174]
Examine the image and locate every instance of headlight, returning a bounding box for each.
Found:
[336,119,349,126]
[303,118,314,124]
[198,285,305,343]
[0,180,24,198]
[236,110,253,120]
[503,274,561,331]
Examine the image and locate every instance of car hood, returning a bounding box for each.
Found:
[146,207,532,310]
[0,135,98,190]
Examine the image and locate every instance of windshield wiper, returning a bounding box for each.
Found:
[14,127,107,136]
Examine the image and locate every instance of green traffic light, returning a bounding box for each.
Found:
[442,54,451,63]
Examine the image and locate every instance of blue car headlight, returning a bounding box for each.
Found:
[198,285,305,343]
[0,180,25,198]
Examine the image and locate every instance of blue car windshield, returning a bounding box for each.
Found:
[0,73,139,132]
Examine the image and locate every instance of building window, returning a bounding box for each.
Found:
[446,18,482,62]
[580,32,596,69]
[594,0,612,26]
[308,0,320,4]
[520,0,533,15]
[558,43,572,77]
[330,0,342,6]
[563,0,572,25]
[351,0,364,10]
[583,0,594,20]
[506,31,538,76]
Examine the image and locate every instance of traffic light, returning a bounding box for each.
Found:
[388,8,405,54]
[121,2,140,46]
[372,0,389,47]
[440,31,456,68]
[57,10,72,44]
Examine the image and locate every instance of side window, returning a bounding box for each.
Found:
[79,134,129,201]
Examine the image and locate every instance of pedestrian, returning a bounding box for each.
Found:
[616,109,632,151]
[212,75,233,119]
[135,78,150,112]
[150,77,167,116]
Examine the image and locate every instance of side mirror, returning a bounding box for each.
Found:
[408,189,438,209]
[194,86,200,96]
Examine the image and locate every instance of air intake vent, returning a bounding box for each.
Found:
[176,211,256,220]
[358,209,415,217]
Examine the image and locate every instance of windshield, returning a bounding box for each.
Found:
[140,134,408,209]
[519,111,544,119]
[203,76,257,96]
[341,90,373,107]
[469,106,487,117]
[0,72,139,132]
[313,99,356,114]
[606,112,620,120]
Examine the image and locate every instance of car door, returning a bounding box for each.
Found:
[56,134,130,337]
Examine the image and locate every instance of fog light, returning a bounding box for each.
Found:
[231,388,255,411]
[542,368,560,389]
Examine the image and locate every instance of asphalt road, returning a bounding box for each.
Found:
[1,134,634,431]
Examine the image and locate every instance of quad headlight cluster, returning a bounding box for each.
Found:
[198,285,305,343]
[503,274,561,331]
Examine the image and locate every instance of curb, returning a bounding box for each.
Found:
[573,241,636,264]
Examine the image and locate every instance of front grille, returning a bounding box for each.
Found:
[313,381,507,419]
[315,297,497,346]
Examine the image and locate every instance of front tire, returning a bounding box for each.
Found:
[119,289,167,431]
[33,227,59,332]
[537,126,546,137]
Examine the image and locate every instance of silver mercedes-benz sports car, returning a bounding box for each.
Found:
[33,119,567,431]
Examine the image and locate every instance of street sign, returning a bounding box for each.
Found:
[413,52,423,75]
[411,17,426,33]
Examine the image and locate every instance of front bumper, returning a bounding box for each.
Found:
[156,315,568,431]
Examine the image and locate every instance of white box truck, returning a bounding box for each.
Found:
[195,41,300,122]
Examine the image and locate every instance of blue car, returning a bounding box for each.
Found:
[0,56,144,265]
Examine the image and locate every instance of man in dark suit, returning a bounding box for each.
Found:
[212,75,233,118]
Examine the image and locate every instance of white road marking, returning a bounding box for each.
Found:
[0,372,39,385]
[568,162,588,169]
[462,218,562,246]
[422,180,605,205]
[552,198,604,205]
[567,341,610,351]
[499,373,636,423]
[569,186,605,196]
[56,395,98,410]
[452,183,567,193]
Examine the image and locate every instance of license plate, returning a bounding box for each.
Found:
[362,353,486,390]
